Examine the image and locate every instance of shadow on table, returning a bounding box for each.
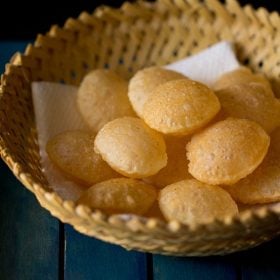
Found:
[228,236,280,279]
[153,236,280,280]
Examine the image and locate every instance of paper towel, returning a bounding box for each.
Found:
[32,41,240,201]
[32,82,87,200]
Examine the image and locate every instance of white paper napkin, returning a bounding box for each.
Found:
[165,41,240,86]
[32,41,240,201]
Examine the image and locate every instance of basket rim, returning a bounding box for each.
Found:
[1,0,280,236]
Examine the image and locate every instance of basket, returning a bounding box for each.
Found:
[1,0,280,256]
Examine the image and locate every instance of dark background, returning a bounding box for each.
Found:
[0,0,279,40]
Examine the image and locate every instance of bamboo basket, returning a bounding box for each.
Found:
[1,0,280,256]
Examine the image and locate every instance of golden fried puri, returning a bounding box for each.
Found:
[143,79,220,136]
[187,118,270,185]
[225,127,280,204]
[216,83,280,133]
[128,67,187,117]
[214,67,274,96]
[78,178,157,215]
[159,179,238,224]
[94,117,167,178]
[46,130,119,186]
[77,69,135,132]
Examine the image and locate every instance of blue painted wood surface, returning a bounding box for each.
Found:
[0,159,60,280]
[1,41,280,280]
[64,225,148,280]
[153,255,237,280]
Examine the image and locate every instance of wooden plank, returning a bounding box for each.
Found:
[0,43,60,280]
[64,225,147,280]
[0,159,60,280]
[153,254,237,280]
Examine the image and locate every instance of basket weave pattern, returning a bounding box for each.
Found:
[1,0,280,256]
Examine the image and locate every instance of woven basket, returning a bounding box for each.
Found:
[1,0,280,256]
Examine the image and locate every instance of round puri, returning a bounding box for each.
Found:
[77,69,135,132]
[187,118,270,185]
[216,83,280,133]
[143,79,221,136]
[145,136,192,187]
[94,117,167,178]
[128,67,187,117]
[225,127,280,204]
[213,67,274,96]
[159,179,238,225]
[78,178,157,215]
[46,130,119,186]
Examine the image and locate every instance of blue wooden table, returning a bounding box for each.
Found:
[1,42,280,280]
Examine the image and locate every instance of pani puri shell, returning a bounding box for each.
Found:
[225,127,280,204]
[128,67,186,117]
[94,117,167,178]
[159,179,238,225]
[78,178,157,215]
[142,79,221,136]
[214,67,274,96]
[216,83,280,133]
[187,118,270,185]
[46,130,119,186]
[145,136,192,187]
[77,69,135,132]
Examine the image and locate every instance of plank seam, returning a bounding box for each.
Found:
[146,253,154,280]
